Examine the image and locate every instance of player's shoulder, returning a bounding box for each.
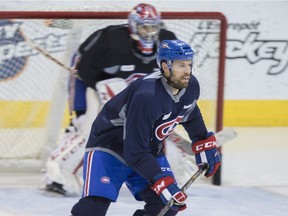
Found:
[102,24,131,46]
[103,24,128,33]
[79,24,128,53]
[189,74,199,85]
[100,24,129,38]
[143,71,162,81]
[132,71,161,86]
[87,24,128,42]
[159,28,177,40]
[130,71,162,96]
[187,75,200,94]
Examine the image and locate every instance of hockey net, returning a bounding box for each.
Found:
[0,11,226,181]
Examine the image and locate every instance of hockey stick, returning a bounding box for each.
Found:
[24,37,78,77]
[157,163,209,216]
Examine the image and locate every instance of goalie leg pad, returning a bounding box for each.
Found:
[95,78,128,106]
[45,131,87,194]
[45,87,100,194]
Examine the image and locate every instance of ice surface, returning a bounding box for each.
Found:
[1,127,288,216]
[0,185,287,216]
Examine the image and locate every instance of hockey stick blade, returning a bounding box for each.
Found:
[167,127,237,156]
[157,163,208,216]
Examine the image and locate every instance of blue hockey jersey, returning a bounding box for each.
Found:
[85,71,208,180]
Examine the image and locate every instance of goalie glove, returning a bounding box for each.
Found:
[191,132,221,178]
[151,172,187,212]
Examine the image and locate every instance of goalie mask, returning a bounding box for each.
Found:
[128,3,162,55]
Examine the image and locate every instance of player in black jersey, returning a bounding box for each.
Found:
[44,3,177,196]
[70,40,221,216]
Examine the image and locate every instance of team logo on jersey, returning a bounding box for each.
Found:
[155,116,183,140]
[161,43,169,48]
[100,176,111,184]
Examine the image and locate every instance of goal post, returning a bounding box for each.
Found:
[0,11,227,185]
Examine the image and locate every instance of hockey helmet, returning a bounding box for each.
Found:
[157,39,194,69]
[128,3,162,54]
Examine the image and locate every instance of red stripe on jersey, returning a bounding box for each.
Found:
[84,151,94,197]
[105,84,116,98]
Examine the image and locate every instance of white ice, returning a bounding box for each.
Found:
[0,127,288,216]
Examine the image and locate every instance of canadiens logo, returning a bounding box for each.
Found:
[100,176,110,184]
[161,43,169,48]
[155,116,183,140]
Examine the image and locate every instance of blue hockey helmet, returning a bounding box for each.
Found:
[157,39,194,68]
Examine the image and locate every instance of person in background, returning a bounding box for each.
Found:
[44,3,177,196]
[70,39,221,216]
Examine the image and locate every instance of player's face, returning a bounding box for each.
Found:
[137,24,160,42]
[169,60,193,89]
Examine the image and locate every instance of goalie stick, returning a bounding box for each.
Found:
[24,37,78,77]
[157,163,209,216]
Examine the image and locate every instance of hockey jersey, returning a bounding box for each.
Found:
[77,24,177,88]
[86,71,208,181]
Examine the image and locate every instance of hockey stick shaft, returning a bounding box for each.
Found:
[157,163,208,216]
[157,129,236,215]
[24,37,78,77]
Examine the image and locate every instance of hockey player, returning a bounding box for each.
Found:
[70,40,221,216]
[44,3,177,195]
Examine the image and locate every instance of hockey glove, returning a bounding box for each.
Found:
[191,132,221,178]
[151,172,187,212]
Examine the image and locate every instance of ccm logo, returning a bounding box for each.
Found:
[195,141,217,151]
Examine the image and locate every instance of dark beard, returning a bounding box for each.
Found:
[166,76,189,89]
